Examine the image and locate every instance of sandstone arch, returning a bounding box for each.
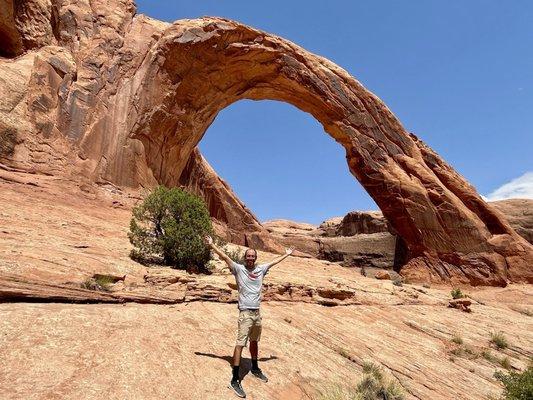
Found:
[125,17,531,285]
[1,2,531,285]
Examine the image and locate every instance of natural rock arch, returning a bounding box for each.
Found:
[125,17,531,285]
[1,1,531,285]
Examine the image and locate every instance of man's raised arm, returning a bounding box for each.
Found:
[205,235,234,269]
[264,247,294,270]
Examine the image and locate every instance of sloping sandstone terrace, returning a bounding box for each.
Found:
[1,298,532,400]
[0,0,532,285]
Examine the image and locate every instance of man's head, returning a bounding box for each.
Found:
[244,248,257,268]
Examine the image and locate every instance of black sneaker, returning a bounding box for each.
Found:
[251,368,268,382]
[228,379,246,398]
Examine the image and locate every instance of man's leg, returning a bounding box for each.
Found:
[228,312,250,398]
[249,313,268,382]
[249,340,259,370]
[232,345,244,381]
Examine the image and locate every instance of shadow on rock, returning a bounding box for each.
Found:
[194,352,278,379]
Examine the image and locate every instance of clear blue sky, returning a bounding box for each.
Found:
[136,1,533,224]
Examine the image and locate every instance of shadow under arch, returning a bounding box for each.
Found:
[128,17,531,285]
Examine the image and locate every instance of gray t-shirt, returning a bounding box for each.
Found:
[231,261,271,310]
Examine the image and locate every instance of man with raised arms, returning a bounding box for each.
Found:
[205,235,294,398]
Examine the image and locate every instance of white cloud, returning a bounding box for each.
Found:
[484,171,533,201]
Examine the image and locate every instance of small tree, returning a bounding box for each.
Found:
[128,186,213,273]
[494,365,533,400]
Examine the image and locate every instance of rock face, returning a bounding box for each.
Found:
[3,295,532,400]
[264,217,400,269]
[267,202,533,272]
[491,199,533,245]
[1,0,531,284]
[263,219,321,257]
[336,211,391,236]
[1,147,533,400]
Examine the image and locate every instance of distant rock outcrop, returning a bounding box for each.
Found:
[491,199,533,245]
[266,200,533,272]
[336,211,391,236]
[1,0,531,284]
[264,215,398,270]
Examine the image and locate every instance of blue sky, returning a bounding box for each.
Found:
[136,1,533,224]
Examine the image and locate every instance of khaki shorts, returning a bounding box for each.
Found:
[236,309,262,347]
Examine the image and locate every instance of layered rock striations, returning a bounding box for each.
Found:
[491,199,533,245]
[263,216,397,270]
[1,0,531,285]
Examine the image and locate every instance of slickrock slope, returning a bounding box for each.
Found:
[0,173,413,306]
[1,294,532,400]
[1,1,532,283]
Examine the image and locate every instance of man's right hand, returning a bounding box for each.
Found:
[204,235,214,247]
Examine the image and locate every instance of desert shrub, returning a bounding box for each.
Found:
[494,365,533,400]
[314,362,404,400]
[449,344,479,360]
[482,350,513,370]
[500,357,512,370]
[482,350,499,363]
[357,362,404,400]
[451,334,463,345]
[451,288,464,299]
[81,275,114,291]
[491,332,509,350]
[128,186,213,273]
[337,348,352,361]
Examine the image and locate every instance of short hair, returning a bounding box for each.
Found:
[244,248,257,258]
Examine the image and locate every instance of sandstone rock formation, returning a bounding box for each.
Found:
[491,199,533,245]
[264,218,397,269]
[263,219,322,257]
[3,294,532,400]
[337,210,391,236]
[1,0,531,284]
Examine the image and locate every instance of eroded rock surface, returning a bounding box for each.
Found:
[491,199,533,244]
[0,0,531,284]
[0,174,433,307]
[1,292,532,400]
[264,216,400,270]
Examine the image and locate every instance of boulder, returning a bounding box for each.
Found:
[448,298,472,313]
[374,270,392,280]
